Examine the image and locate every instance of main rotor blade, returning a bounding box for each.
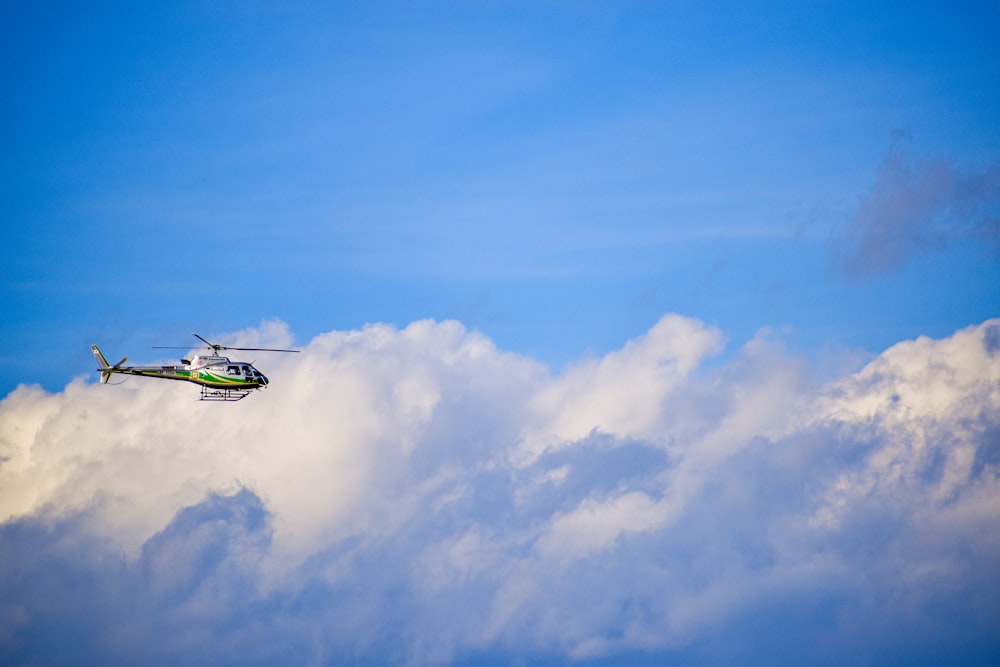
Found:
[193,333,215,348]
[215,346,300,353]
[153,344,298,353]
[155,334,300,353]
[192,333,299,353]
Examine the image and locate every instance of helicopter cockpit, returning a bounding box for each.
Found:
[226,363,269,384]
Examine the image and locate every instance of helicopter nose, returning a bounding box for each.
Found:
[260,374,269,385]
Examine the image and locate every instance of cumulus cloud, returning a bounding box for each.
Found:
[1,315,999,665]
[832,137,1000,278]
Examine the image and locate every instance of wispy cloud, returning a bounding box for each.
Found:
[1,316,998,664]
[833,135,1000,278]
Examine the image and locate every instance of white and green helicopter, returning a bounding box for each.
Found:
[92,333,299,401]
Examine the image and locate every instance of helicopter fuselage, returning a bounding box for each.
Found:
[110,355,269,389]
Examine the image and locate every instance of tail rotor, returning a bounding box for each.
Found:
[92,345,127,384]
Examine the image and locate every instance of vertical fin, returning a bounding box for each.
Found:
[91,344,110,369]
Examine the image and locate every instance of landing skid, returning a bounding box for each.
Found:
[199,386,253,402]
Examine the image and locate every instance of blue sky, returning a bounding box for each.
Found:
[2,2,999,665]
[4,1,997,393]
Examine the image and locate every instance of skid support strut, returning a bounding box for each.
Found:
[199,386,252,402]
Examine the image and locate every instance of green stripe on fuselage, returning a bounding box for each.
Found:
[121,368,259,388]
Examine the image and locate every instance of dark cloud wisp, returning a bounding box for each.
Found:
[832,142,1000,278]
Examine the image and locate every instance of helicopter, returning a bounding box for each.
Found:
[92,333,299,401]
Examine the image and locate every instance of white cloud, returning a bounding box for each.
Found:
[1,315,998,664]
[517,314,723,462]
